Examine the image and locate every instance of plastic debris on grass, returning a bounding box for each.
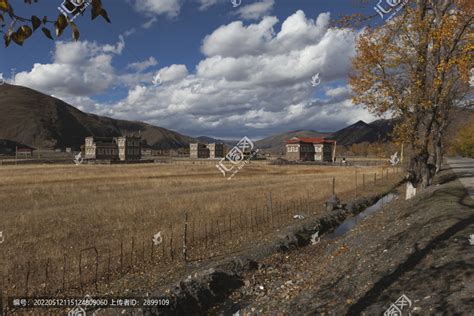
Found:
[311,231,320,245]
[153,231,163,245]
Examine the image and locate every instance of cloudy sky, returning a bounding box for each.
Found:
[0,0,390,139]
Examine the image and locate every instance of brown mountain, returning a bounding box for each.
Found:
[330,119,394,146]
[255,120,395,154]
[0,84,195,150]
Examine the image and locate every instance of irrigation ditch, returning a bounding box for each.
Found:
[142,179,406,316]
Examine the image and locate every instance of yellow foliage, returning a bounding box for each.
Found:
[448,117,474,158]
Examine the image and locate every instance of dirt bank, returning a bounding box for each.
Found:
[134,180,403,316]
[212,168,473,315]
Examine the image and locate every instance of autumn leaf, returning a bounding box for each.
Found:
[19,25,33,39]
[70,21,80,41]
[0,0,9,12]
[3,32,10,47]
[99,9,111,23]
[41,27,53,40]
[54,14,68,37]
[31,15,41,31]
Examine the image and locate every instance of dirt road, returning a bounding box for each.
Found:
[447,157,474,198]
[215,166,474,315]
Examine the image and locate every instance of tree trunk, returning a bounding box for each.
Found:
[434,137,443,174]
[433,122,446,175]
[407,149,434,197]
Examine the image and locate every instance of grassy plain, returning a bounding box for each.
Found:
[0,161,400,297]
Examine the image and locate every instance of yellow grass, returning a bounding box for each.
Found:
[0,162,399,296]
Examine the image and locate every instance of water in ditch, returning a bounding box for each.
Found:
[324,193,398,240]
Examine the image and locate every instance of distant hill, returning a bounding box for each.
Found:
[195,136,236,147]
[330,119,394,146]
[255,130,331,155]
[254,120,395,154]
[0,84,195,150]
[0,139,33,155]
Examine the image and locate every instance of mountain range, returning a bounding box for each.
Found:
[0,84,194,150]
[254,120,394,154]
[0,84,394,152]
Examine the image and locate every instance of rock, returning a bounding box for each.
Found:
[325,195,341,211]
[155,268,244,316]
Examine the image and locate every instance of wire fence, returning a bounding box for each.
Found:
[1,166,403,299]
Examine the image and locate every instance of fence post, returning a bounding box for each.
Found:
[150,240,154,262]
[191,219,195,246]
[169,225,174,260]
[250,208,255,233]
[363,174,365,190]
[79,247,99,293]
[183,211,188,262]
[205,220,209,249]
[120,240,123,272]
[268,192,274,228]
[256,206,260,229]
[45,258,50,293]
[107,249,111,283]
[355,171,358,198]
[25,261,30,296]
[131,236,135,268]
[62,253,66,291]
[229,213,232,238]
[374,172,377,185]
[332,177,336,195]
[162,233,166,259]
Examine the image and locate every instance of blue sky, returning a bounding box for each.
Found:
[0,0,389,139]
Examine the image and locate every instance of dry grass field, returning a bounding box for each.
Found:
[0,161,401,299]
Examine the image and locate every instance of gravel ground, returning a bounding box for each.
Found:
[216,168,474,315]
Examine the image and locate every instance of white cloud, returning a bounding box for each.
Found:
[101,35,125,54]
[201,16,278,57]
[15,38,124,97]
[236,0,274,20]
[123,28,137,37]
[198,0,219,10]
[325,85,351,98]
[142,17,158,29]
[16,10,376,138]
[127,57,159,72]
[133,0,182,18]
[156,64,189,82]
[104,11,365,137]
